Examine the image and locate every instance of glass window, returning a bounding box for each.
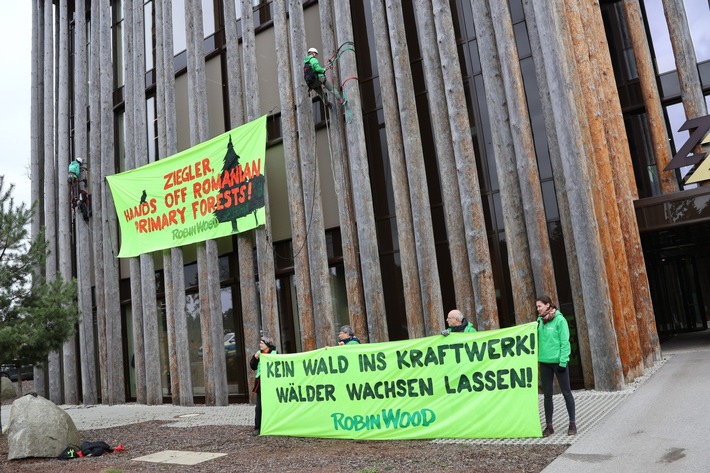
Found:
[330,266,349,335]
[685,0,710,64]
[147,96,156,163]
[115,20,125,88]
[643,1,675,73]
[185,292,205,396]
[234,0,242,20]
[644,0,710,74]
[541,180,559,222]
[184,262,199,288]
[117,113,126,172]
[202,0,215,37]
[172,0,186,55]
[144,1,153,72]
[220,287,246,395]
[509,0,524,23]
[513,22,531,59]
[611,2,638,81]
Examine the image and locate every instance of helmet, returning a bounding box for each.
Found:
[76,157,83,164]
[308,47,318,55]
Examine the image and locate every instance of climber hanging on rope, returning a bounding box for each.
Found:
[68,157,91,223]
[303,47,346,110]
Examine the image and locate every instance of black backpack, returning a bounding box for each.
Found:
[303,61,318,90]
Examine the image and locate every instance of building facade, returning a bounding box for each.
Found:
[29,0,709,405]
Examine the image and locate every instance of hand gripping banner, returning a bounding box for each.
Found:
[107,115,267,257]
[260,322,541,440]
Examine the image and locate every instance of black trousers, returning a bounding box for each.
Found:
[254,387,262,430]
[540,362,576,425]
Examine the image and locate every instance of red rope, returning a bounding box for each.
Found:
[340,76,359,88]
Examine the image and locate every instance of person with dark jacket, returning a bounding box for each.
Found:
[250,337,277,435]
[338,325,360,345]
[440,309,477,335]
[537,295,576,437]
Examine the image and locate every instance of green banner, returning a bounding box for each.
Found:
[106,115,267,257]
[261,322,541,439]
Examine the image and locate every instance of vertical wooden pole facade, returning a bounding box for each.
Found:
[123,0,147,406]
[31,0,47,397]
[565,0,643,381]
[332,0,389,342]
[383,0,444,335]
[412,0,475,324]
[663,0,708,123]
[185,0,228,406]
[431,0,499,330]
[58,0,78,404]
[531,0,624,390]
[156,0,194,406]
[242,1,281,346]
[521,0,594,388]
[133,0,163,405]
[45,0,62,405]
[488,0,558,305]
[585,1,661,365]
[622,0,678,194]
[285,0,319,349]
[100,0,125,404]
[287,1,336,348]
[316,1,367,341]
[470,0,537,322]
[89,0,109,403]
[241,0,281,349]
[368,0,426,338]
[73,0,98,405]
[223,0,260,404]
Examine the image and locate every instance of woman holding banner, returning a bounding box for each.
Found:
[250,337,277,435]
[536,295,577,437]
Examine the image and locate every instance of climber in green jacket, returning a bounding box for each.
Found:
[303,47,344,109]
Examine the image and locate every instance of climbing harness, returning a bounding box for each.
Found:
[69,174,91,223]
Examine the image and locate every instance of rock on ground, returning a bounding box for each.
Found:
[6,394,80,460]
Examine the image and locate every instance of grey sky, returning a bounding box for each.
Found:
[0,2,31,207]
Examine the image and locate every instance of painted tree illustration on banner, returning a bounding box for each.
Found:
[213,135,263,230]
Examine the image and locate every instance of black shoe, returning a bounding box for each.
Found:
[252,429,260,436]
[542,425,554,437]
[567,422,577,435]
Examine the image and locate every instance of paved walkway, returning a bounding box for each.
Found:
[542,330,710,473]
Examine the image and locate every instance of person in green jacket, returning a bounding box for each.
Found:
[536,295,576,437]
[338,325,360,345]
[250,337,277,435]
[303,47,343,109]
[440,309,477,335]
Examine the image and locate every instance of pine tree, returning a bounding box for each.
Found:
[213,136,263,230]
[0,175,78,384]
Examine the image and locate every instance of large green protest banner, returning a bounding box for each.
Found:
[106,115,267,257]
[260,322,541,439]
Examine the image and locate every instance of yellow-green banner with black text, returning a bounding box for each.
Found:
[260,322,541,439]
[106,115,267,257]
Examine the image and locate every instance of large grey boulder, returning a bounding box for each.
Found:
[5,394,80,460]
[0,377,17,400]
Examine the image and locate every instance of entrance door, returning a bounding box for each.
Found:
[655,255,706,336]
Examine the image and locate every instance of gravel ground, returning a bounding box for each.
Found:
[0,423,566,473]
[1,381,566,472]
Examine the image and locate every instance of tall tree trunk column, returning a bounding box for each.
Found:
[331,0,389,342]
